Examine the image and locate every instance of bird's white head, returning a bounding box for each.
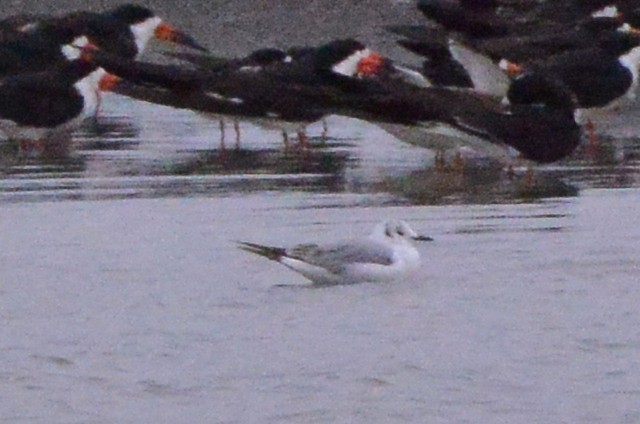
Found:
[372,220,432,243]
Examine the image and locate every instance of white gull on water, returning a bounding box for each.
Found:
[238,219,432,285]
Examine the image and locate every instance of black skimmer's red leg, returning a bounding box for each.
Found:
[586,118,598,145]
[296,130,309,150]
[320,119,329,142]
[434,150,446,172]
[233,119,241,149]
[282,130,290,151]
[451,152,465,176]
[219,119,226,150]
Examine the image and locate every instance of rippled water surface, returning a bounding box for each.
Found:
[1,90,640,423]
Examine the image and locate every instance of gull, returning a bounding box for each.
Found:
[238,220,432,286]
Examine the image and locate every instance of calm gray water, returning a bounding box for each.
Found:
[0,91,639,423]
[2,2,640,422]
[1,188,640,423]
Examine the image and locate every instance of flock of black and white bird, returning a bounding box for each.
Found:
[2,0,640,165]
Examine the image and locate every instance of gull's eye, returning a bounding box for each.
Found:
[397,227,405,236]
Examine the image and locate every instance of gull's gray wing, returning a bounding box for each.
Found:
[287,239,394,274]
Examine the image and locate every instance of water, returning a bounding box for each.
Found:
[1,188,639,423]
[0,93,639,423]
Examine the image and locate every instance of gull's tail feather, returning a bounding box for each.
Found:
[237,241,286,261]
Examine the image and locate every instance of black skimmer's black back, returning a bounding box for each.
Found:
[0,51,116,143]
[0,4,208,77]
[505,29,640,109]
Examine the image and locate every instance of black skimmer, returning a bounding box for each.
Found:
[0,4,207,81]
[416,0,623,39]
[165,47,296,145]
[86,39,583,163]
[502,26,640,146]
[416,0,513,39]
[1,4,207,59]
[472,73,582,163]
[362,70,582,164]
[0,5,206,120]
[502,28,640,109]
[501,26,640,145]
[0,48,118,154]
[165,48,292,73]
[86,4,208,57]
[391,2,629,93]
[87,39,387,148]
[387,25,473,88]
[473,12,627,63]
[0,21,89,77]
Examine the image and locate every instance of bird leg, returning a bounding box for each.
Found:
[451,152,465,176]
[233,119,241,149]
[585,118,599,158]
[523,167,535,188]
[586,118,598,146]
[18,139,45,158]
[219,119,226,151]
[321,119,329,142]
[434,150,446,172]
[282,130,290,151]
[297,130,309,150]
[94,89,103,119]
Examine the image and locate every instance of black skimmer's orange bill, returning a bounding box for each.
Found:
[0,49,116,144]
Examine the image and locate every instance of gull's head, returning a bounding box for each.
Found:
[373,220,433,243]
